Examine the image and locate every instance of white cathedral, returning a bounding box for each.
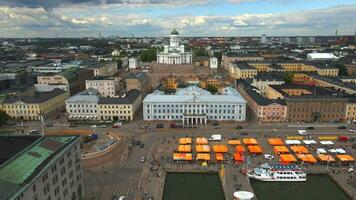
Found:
[157,29,192,65]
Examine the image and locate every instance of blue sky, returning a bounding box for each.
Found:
[0,0,355,37]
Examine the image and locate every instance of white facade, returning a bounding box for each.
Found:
[143,86,246,125]
[85,77,119,97]
[210,57,218,69]
[157,29,192,65]
[129,57,138,69]
[66,91,99,121]
[261,34,267,44]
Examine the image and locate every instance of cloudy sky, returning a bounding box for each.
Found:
[0,0,355,37]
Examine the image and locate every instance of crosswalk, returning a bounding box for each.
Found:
[120,159,144,170]
[92,184,137,200]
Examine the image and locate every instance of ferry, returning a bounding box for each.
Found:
[247,163,307,182]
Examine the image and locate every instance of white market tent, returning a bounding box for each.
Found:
[320,141,334,145]
[336,148,346,154]
[317,148,327,154]
[303,140,317,145]
[329,149,337,153]
[285,140,301,145]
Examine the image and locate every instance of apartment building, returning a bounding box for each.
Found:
[85,77,120,97]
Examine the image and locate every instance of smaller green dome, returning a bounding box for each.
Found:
[170,28,179,35]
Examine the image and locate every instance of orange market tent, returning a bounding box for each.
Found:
[280,154,297,164]
[234,153,244,162]
[228,140,241,145]
[296,154,317,163]
[336,155,355,162]
[196,137,208,145]
[213,145,228,153]
[196,145,211,153]
[273,146,289,155]
[235,145,245,154]
[290,145,309,154]
[242,138,258,145]
[196,153,211,161]
[215,153,224,161]
[317,154,335,162]
[179,138,192,145]
[173,153,193,161]
[177,145,191,152]
[247,145,263,154]
[268,138,284,146]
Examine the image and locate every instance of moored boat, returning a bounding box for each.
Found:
[247,163,306,182]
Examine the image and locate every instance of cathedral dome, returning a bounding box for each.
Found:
[170,28,179,35]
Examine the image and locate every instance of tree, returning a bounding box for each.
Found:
[193,49,207,57]
[0,110,10,127]
[207,84,218,94]
[139,48,157,62]
[283,72,294,84]
[335,63,348,76]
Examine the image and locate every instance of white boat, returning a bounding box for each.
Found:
[247,163,307,182]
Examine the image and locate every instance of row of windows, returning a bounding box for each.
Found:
[147,109,241,114]
[147,115,242,120]
[148,104,242,109]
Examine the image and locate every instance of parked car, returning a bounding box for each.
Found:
[209,134,222,141]
[156,123,164,128]
[139,143,145,149]
[212,122,220,129]
[26,129,39,135]
[349,129,356,132]
[337,126,346,130]
[235,125,243,130]
[99,124,107,128]
[297,130,309,135]
[90,125,97,128]
[140,156,146,163]
[112,124,120,128]
[170,123,183,129]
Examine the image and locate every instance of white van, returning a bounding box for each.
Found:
[297,130,308,135]
[209,134,222,141]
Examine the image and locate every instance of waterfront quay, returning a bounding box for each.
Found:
[79,122,356,200]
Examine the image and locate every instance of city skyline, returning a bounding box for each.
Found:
[0,0,355,38]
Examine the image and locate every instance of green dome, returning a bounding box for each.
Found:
[170,28,179,35]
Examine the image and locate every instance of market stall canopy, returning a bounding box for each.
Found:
[320,141,334,145]
[280,154,297,163]
[247,145,263,154]
[196,137,208,145]
[213,145,228,153]
[273,146,289,154]
[196,145,211,153]
[179,138,192,145]
[173,153,193,161]
[303,140,317,145]
[296,154,317,163]
[290,145,309,154]
[336,155,354,162]
[177,145,191,152]
[196,153,211,161]
[235,145,245,154]
[243,138,258,145]
[234,153,244,162]
[215,153,224,161]
[285,140,301,145]
[317,148,327,154]
[228,140,241,145]
[317,154,335,162]
[268,138,284,146]
[336,148,346,154]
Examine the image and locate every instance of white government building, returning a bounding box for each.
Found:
[143,86,246,125]
[157,29,192,65]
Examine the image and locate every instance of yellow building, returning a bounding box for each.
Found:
[166,76,178,89]
[200,78,219,89]
[98,90,142,121]
[248,62,270,72]
[1,89,68,120]
[229,62,257,79]
[346,102,356,122]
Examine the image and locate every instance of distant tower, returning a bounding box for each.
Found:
[209,57,218,75]
[335,29,338,42]
[99,32,102,40]
[260,34,267,44]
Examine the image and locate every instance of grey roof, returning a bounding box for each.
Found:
[2,89,66,104]
[254,72,284,82]
[99,89,141,104]
[127,72,148,83]
[234,62,255,70]
[239,82,286,106]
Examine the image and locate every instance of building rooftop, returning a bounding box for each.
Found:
[234,62,255,70]
[253,72,284,82]
[2,88,66,104]
[270,84,347,99]
[99,89,141,104]
[0,136,79,200]
[143,86,246,104]
[127,72,148,83]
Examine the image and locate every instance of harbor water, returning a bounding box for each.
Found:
[162,172,226,200]
[250,174,351,200]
